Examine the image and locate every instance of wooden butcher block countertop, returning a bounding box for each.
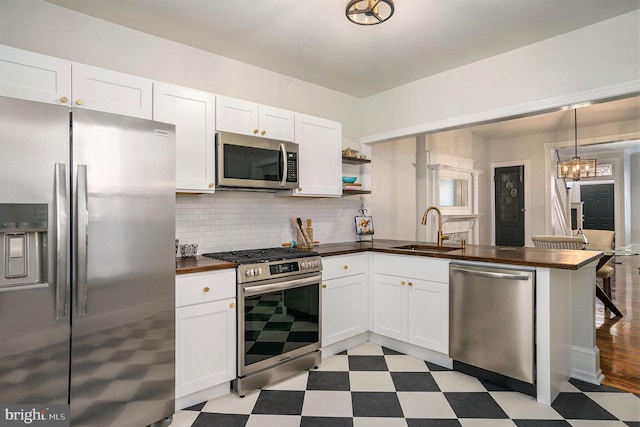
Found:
[175,239,602,274]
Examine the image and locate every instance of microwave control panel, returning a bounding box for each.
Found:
[286,152,298,182]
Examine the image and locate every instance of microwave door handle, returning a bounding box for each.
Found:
[279,143,287,187]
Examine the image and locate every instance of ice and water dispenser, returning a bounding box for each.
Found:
[0,203,48,290]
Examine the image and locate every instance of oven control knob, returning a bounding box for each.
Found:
[245,269,253,277]
[312,261,318,267]
[301,262,307,269]
[257,268,262,275]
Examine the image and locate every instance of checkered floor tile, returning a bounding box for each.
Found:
[172,342,640,427]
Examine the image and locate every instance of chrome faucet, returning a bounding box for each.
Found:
[421,206,449,247]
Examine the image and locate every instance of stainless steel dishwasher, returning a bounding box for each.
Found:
[449,263,535,393]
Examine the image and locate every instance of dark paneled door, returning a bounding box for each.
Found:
[494,166,525,246]
[581,183,614,230]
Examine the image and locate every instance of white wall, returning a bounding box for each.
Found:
[371,138,417,240]
[471,134,491,244]
[360,11,639,142]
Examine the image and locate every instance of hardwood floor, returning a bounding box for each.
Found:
[595,252,640,395]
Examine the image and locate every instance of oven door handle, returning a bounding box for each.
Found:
[243,274,321,296]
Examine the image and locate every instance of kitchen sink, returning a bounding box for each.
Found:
[391,244,459,253]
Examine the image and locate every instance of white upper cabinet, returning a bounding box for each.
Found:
[0,45,152,119]
[216,95,294,141]
[258,104,295,141]
[153,82,216,192]
[71,63,153,119]
[292,113,342,197]
[0,44,71,106]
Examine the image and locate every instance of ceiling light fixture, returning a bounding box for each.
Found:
[346,0,395,25]
[556,109,597,181]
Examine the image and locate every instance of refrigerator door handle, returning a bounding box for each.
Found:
[54,163,68,319]
[76,164,89,316]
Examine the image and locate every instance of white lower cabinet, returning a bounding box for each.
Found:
[373,255,449,354]
[175,269,236,403]
[321,254,368,346]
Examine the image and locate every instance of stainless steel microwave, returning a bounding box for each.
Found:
[216,131,299,190]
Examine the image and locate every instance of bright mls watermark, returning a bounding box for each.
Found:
[0,405,69,427]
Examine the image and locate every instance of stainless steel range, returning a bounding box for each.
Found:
[203,247,322,396]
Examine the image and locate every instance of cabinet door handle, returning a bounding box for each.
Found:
[253,129,259,134]
[203,287,210,292]
[343,265,349,270]
[60,96,68,103]
[401,281,406,285]
[322,284,327,288]
[75,99,84,106]
[261,130,266,136]
[408,282,413,287]
[208,183,214,188]
[230,302,235,309]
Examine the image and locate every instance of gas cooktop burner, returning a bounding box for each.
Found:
[202,247,318,264]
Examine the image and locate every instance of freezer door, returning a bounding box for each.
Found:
[0,97,71,404]
[69,109,176,427]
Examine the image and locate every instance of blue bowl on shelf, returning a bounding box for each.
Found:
[342,176,357,183]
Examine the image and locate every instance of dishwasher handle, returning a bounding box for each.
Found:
[450,266,531,281]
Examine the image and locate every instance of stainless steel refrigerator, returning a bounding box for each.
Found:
[0,96,176,427]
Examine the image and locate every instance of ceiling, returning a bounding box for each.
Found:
[44,0,639,98]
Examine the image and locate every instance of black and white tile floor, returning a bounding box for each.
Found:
[172,342,640,427]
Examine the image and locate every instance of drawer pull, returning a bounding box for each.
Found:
[343,265,349,270]
[203,287,210,292]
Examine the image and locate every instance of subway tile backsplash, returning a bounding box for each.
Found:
[175,192,363,254]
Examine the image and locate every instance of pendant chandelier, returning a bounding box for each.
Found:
[556,109,597,181]
[346,0,395,25]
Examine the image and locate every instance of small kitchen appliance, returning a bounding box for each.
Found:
[203,247,322,396]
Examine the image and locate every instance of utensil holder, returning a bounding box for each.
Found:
[297,230,313,249]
